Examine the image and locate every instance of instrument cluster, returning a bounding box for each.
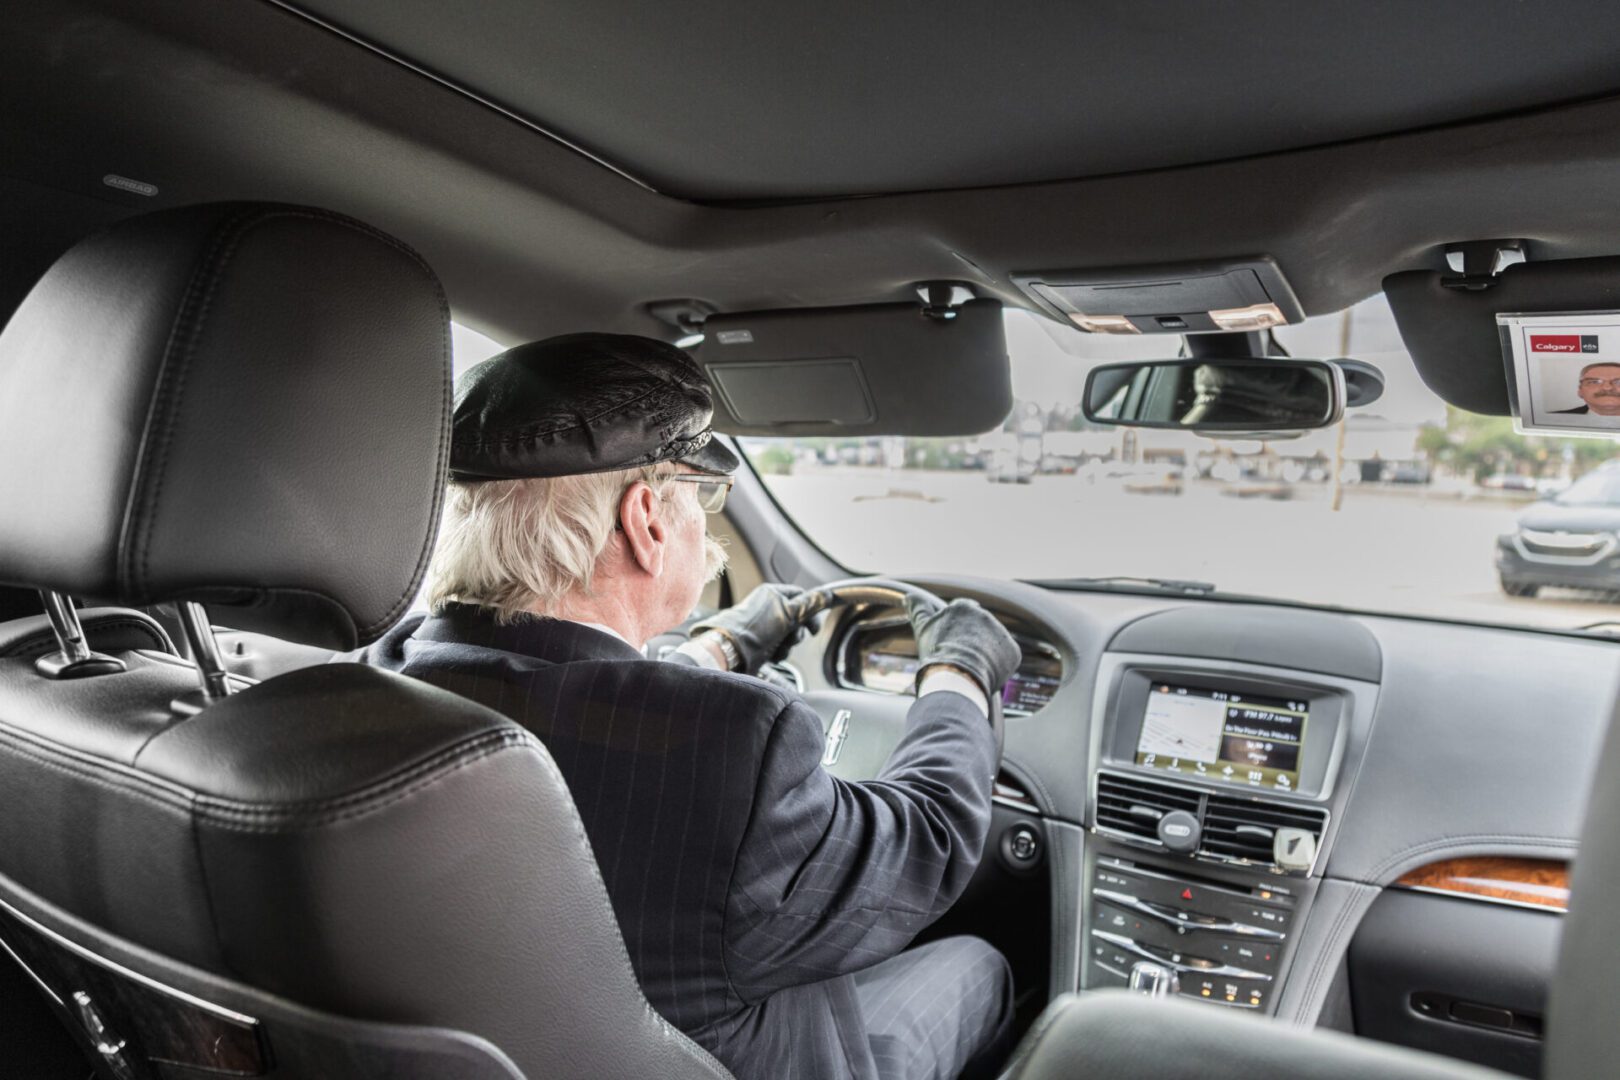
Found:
[834,611,1064,715]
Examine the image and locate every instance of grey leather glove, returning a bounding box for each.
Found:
[908,596,1022,700]
[691,584,814,674]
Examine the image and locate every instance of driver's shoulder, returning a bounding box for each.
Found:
[663,660,802,715]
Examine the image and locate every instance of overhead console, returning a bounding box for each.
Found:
[1077,605,1380,1015]
[1012,257,1305,336]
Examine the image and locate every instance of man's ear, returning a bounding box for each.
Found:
[618,481,666,578]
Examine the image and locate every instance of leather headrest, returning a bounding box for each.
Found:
[0,203,450,649]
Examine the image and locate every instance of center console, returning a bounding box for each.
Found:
[1088,854,1296,1008]
[1080,653,1365,1015]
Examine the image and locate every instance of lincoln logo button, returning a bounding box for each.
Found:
[821,710,851,766]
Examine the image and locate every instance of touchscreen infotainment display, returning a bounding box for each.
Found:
[1134,683,1309,791]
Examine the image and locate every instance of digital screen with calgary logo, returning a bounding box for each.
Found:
[1134,684,1308,791]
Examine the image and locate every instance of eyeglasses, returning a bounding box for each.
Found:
[669,473,735,513]
[1580,378,1620,390]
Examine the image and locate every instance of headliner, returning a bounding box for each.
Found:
[7,0,1620,353]
[292,0,1620,200]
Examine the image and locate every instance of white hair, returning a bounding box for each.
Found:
[427,464,683,622]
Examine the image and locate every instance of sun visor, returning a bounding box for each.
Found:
[692,300,1011,436]
[1386,258,1620,415]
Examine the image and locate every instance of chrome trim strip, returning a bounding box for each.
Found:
[1090,929,1272,980]
[1093,888,1285,941]
[992,777,1042,814]
[0,894,258,1026]
[0,930,62,1006]
[262,0,659,193]
[1392,883,1568,915]
[138,650,258,692]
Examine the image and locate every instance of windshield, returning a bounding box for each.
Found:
[739,296,1620,634]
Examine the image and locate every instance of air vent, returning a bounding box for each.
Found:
[1095,772,1202,842]
[1201,792,1328,867]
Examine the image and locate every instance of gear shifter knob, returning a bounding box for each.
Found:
[1128,961,1180,999]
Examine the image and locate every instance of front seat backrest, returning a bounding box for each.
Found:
[0,203,730,1080]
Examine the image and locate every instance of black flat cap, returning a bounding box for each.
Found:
[450,333,740,481]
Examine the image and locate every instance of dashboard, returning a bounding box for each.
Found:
[794,580,1617,1078]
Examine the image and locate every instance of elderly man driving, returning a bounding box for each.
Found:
[355,333,1020,1080]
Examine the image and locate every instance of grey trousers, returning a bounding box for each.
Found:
[853,936,1015,1080]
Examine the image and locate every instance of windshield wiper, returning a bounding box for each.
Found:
[1024,575,1219,596]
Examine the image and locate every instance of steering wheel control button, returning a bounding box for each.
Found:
[1157,809,1200,853]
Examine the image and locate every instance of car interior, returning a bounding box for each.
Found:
[5,2,1620,1078]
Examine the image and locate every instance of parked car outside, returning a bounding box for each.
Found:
[1497,463,1620,597]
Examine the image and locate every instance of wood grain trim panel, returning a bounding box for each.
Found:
[1395,857,1570,912]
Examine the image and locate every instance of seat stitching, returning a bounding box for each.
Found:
[0,714,526,824]
[0,733,192,814]
[196,741,531,832]
[124,209,249,598]
[189,727,533,823]
[0,618,172,660]
[1295,883,1377,1023]
[115,204,450,642]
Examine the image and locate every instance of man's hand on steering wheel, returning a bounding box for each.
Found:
[691,584,820,674]
[906,596,1022,703]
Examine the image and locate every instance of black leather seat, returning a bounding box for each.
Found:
[0,203,731,1079]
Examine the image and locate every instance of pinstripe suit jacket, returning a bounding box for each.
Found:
[356,603,997,1080]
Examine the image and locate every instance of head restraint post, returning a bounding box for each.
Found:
[178,601,233,702]
[33,589,126,680]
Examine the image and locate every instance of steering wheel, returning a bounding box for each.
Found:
[788,577,1005,777]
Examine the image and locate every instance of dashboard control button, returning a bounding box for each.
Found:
[999,824,1043,873]
[1183,975,1268,1009]
[1094,887,1287,941]
[1090,930,1271,982]
[1214,939,1276,969]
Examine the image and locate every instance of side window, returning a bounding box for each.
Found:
[406,322,506,614]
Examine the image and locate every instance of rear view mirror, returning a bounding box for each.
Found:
[1082,358,1347,432]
